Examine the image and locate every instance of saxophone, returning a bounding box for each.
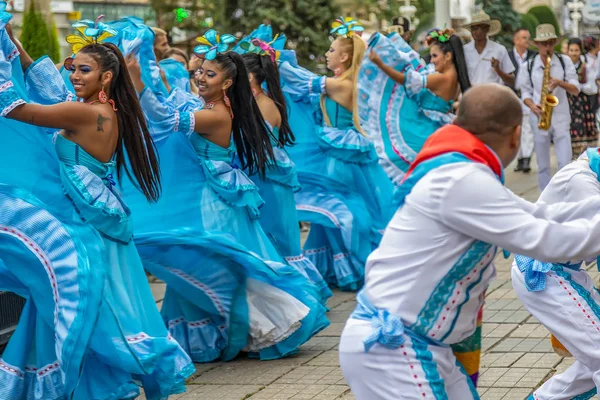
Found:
[538,55,559,131]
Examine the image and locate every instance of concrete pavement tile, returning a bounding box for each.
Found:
[482,323,500,337]
[525,316,541,324]
[509,324,547,338]
[192,360,295,385]
[485,323,519,338]
[300,337,340,352]
[326,310,352,323]
[478,367,509,387]
[554,357,576,373]
[501,388,534,399]
[513,368,552,388]
[512,353,562,369]
[176,385,263,399]
[316,323,345,337]
[512,339,544,352]
[482,337,504,351]
[494,368,531,387]
[484,352,524,368]
[337,392,355,399]
[485,300,512,311]
[481,353,502,368]
[326,290,356,310]
[187,362,223,380]
[487,289,512,299]
[274,366,346,386]
[531,339,552,353]
[480,388,509,400]
[306,351,340,367]
[248,384,349,399]
[486,311,529,324]
[488,338,522,352]
[331,301,357,311]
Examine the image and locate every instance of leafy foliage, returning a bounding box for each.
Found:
[48,21,61,62]
[20,1,60,62]
[234,0,338,70]
[527,5,560,35]
[476,0,521,48]
[151,0,338,71]
[520,12,539,38]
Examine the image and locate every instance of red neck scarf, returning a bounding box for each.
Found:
[402,124,504,183]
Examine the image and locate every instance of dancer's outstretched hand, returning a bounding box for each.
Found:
[369,50,382,66]
[125,53,145,94]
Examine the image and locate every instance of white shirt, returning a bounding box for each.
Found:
[517,53,580,125]
[464,39,514,85]
[513,48,531,115]
[361,162,600,345]
[584,53,598,95]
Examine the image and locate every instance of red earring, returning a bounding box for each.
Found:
[99,84,108,103]
[223,89,233,119]
[98,84,118,112]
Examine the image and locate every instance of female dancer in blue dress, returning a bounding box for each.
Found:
[359,28,471,185]
[279,18,395,291]
[0,16,194,399]
[122,29,329,362]
[239,36,332,303]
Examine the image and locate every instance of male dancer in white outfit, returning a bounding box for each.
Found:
[340,84,600,400]
[518,24,580,191]
[513,149,600,400]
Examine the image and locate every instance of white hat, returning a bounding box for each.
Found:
[462,10,501,37]
[533,23,559,42]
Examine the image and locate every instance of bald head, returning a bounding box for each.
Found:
[455,84,523,137]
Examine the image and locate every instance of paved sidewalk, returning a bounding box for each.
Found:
[145,154,597,400]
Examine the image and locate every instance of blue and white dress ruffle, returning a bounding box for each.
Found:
[118,50,329,361]
[0,22,194,400]
[358,32,454,186]
[279,60,395,291]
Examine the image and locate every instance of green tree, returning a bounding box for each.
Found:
[48,21,61,62]
[520,12,539,38]
[414,0,434,37]
[20,1,60,62]
[476,0,521,48]
[230,0,338,70]
[527,5,560,35]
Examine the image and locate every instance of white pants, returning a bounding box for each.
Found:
[511,263,600,399]
[339,320,478,400]
[517,114,534,159]
[530,115,572,191]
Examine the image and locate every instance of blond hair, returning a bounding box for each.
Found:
[321,35,366,134]
[152,27,167,42]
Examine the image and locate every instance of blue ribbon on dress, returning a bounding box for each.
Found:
[351,290,406,352]
[103,173,116,188]
[515,254,582,292]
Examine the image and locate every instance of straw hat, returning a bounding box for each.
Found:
[384,16,412,35]
[533,23,559,42]
[462,10,501,37]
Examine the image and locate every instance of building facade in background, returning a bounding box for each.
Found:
[73,0,154,23]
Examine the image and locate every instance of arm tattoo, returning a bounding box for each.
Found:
[97,114,110,132]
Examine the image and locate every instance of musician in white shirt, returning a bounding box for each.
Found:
[510,27,536,173]
[517,24,580,190]
[462,10,515,86]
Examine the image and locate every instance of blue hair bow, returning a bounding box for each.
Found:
[194,29,236,60]
[330,17,364,38]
